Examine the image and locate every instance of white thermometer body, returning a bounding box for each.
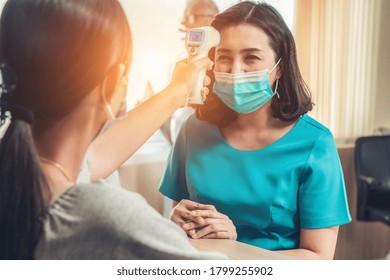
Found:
[185,26,220,104]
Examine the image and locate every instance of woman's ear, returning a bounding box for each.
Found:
[275,63,282,80]
[101,63,126,104]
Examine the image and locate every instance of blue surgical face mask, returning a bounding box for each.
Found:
[213,58,281,114]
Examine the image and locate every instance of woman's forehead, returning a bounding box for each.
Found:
[216,24,271,52]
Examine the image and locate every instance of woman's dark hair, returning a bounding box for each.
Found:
[0,0,131,259]
[196,1,313,127]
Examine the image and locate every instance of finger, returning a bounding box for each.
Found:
[183,220,207,231]
[192,57,213,71]
[187,229,196,236]
[183,217,229,230]
[169,214,188,227]
[188,209,225,220]
[180,200,216,211]
[201,232,235,239]
[192,215,206,226]
[203,75,211,86]
[201,87,209,102]
[169,206,193,226]
[182,221,197,231]
[190,223,227,239]
[173,205,191,219]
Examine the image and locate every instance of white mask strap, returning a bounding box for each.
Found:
[274,79,280,98]
[270,58,282,73]
[101,77,115,120]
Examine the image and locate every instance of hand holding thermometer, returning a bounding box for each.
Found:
[185,26,220,104]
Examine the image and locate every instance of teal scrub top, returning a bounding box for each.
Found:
[159,114,351,250]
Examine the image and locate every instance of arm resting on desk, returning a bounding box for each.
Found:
[277,227,339,260]
[189,239,293,260]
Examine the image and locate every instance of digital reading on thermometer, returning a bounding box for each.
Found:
[185,26,220,104]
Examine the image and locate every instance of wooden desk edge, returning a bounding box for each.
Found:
[189,238,293,260]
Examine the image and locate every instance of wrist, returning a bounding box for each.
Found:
[161,83,187,111]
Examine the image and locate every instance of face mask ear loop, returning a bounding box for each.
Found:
[274,79,280,99]
[270,58,282,73]
[270,58,281,98]
[101,77,115,120]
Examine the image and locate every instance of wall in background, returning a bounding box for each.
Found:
[374,0,390,131]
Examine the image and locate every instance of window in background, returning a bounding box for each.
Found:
[295,0,385,140]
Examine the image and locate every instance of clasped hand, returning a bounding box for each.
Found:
[170,199,237,240]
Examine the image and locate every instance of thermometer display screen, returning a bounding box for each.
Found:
[189,31,203,42]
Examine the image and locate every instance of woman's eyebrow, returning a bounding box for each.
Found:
[216,48,264,54]
[215,48,231,53]
[240,48,263,54]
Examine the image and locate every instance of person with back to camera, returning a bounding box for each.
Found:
[159,1,352,259]
[0,0,228,260]
[66,2,220,186]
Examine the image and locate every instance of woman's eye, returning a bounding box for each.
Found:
[244,55,261,62]
[216,55,231,62]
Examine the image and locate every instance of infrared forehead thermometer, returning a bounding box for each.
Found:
[185,26,220,104]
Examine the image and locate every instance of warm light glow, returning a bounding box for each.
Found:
[141,53,169,84]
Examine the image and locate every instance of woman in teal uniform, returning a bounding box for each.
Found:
[159,1,351,259]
